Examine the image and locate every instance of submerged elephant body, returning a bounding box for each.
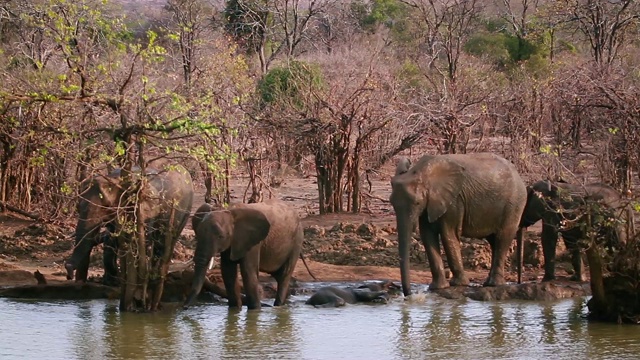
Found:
[185,200,303,310]
[305,281,400,308]
[65,165,194,286]
[520,180,631,281]
[390,153,527,295]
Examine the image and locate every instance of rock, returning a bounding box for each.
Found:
[330,222,357,233]
[374,237,394,248]
[304,225,325,237]
[509,237,544,269]
[461,238,492,270]
[356,223,377,238]
[431,281,591,301]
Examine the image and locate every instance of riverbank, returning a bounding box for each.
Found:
[0,213,591,302]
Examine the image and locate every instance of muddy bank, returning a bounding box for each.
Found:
[434,281,591,301]
[0,268,590,303]
[303,222,557,275]
[0,219,588,303]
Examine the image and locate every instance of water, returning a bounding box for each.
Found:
[1,290,640,360]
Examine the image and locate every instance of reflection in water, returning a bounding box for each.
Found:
[2,295,640,360]
[540,302,558,344]
[221,308,301,359]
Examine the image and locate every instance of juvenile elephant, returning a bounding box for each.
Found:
[519,180,631,282]
[184,200,303,310]
[65,165,194,287]
[305,280,400,308]
[390,153,527,295]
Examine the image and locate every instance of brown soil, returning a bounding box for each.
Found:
[0,164,582,297]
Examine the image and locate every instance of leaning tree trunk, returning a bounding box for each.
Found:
[116,136,155,312]
[118,170,150,312]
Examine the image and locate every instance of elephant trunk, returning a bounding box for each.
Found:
[396,211,413,297]
[184,240,216,309]
[516,227,524,284]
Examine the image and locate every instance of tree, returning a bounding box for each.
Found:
[257,52,427,213]
[0,0,244,311]
[550,0,640,67]
[224,0,330,74]
[164,0,250,206]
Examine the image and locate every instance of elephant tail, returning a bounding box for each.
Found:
[299,252,319,281]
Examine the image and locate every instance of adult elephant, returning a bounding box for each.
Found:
[184,200,303,310]
[65,165,194,285]
[390,153,527,295]
[519,180,631,282]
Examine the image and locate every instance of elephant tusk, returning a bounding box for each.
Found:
[208,257,215,270]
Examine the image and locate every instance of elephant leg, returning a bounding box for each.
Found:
[239,258,261,310]
[220,252,242,309]
[541,223,559,281]
[439,225,469,287]
[419,217,448,290]
[272,250,300,307]
[75,255,91,283]
[483,228,516,287]
[566,239,585,282]
[102,234,119,286]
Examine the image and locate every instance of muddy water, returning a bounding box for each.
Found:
[1,287,639,360]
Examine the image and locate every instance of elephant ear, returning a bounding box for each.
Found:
[229,207,271,261]
[425,160,465,222]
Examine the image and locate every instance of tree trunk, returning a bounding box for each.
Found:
[351,156,360,213]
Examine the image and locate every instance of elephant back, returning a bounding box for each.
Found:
[143,165,194,231]
[240,200,303,271]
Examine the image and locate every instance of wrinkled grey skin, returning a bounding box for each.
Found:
[305,281,400,308]
[390,153,527,295]
[65,166,194,284]
[184,200,303,310]
[520,180,631,282]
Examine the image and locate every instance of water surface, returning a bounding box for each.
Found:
[1,288,639,360]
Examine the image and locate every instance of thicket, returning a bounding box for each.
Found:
[1,0,639,316]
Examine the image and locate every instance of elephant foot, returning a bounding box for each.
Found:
[542,274,556,282]
[428,278,450,290]
[483,276,506,287]
[449,276,470,287]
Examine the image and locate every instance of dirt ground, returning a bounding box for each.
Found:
[0,160,578,290]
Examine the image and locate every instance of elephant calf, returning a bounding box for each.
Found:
[305,280,401,308]
[520,180,631,282]
[184,200,303,310]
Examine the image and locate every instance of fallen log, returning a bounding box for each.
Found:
[0,202,41,220]
[0,282,119,300]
